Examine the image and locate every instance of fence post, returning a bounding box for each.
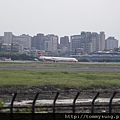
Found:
[32,93,39,120]
[91,92,99,113]
[10,93,17,113]
[10,93,17,120]
[109,91,117,113]
[73,92,80,113]
[32,93,39,114]
[53,92,59,113]
[53,92,59,120]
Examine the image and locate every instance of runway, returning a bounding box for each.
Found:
[0,61,120,72]
[0,66,120,72]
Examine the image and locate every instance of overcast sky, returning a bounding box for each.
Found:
[0,0,120,44]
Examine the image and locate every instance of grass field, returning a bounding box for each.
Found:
[0,70,120,89]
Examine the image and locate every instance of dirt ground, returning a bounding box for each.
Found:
[0,85,120,100]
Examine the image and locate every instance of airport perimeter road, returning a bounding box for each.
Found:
[0,66,120,72]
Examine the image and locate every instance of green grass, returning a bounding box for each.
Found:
[0,70,120,89]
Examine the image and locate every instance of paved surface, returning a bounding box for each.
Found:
[0,61,120,72]
[0,66,120,72]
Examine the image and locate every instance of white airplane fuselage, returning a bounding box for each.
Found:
[39,56,78,62]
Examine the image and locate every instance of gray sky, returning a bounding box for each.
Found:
[0,0,120,45]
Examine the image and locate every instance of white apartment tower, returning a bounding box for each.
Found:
[100,32,105,51]
[91,32,100,52]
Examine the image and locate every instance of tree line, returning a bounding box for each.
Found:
[0,52,34,60]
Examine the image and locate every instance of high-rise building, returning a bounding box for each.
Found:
[70,31,106,54]
[0,36,4,44]
[0,36,4,51]
[91,32,100,52]
[60,36,70,50]
[4,32,13,44]
[70,35,81,51]
[100,32,105,51]
[71,32,94,54]
[81,32,92,53]
[105,37,118,50]
[31,33,44,50]
[13,34,31,49]
[60,36,69,45]
[44,34,58,52]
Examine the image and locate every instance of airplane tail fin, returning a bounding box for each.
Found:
[38,52,44,57]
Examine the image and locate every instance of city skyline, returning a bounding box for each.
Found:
[0,0,120,45]
[1,31,119,53]
[0,31,119,44]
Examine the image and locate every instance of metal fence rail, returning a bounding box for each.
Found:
[0,90,120,119]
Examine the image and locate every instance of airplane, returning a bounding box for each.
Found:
[38,53,78,62]
[1,57,11,61]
